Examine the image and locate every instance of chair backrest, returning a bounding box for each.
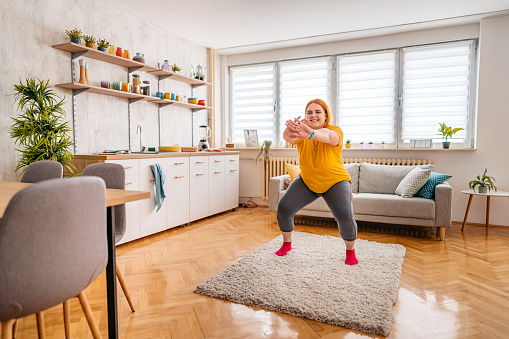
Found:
[20,160,63,183]
[0,177,108,322]
[82,163,126,243]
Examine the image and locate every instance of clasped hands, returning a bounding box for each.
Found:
[284,116,313,139]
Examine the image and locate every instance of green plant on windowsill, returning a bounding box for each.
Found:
[256,140,272,165]
[437,122,464,149]
[345,139,351,148]
[9,78,76,175]
[469,168,497,193]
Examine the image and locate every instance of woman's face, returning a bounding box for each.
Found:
[306,103,327,129]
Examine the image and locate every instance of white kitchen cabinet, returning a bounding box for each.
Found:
[208,155,225,215]
[139,158,168,237]
[189,156,209,221]
[224,154,240,211]
[166,157,190,228]
[105,159,141,245]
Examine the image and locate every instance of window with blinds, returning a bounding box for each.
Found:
[279,58,331,146]
[230,64,276,144]
[401,41,473,143]
[337,51,397,144]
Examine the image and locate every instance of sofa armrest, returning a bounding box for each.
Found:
[434,182,453,228]
[269,175,290,212]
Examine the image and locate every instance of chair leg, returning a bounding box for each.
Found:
[36,313,45,339]
[77,291,102,339]
[2,319,15,339]
[116,263,135,312]
[63,300,71,338]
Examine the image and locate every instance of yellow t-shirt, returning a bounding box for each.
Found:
[296,125,351,193]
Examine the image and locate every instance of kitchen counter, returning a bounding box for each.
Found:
[73,151,240,160]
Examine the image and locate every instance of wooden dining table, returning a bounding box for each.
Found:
[0,181,151,339]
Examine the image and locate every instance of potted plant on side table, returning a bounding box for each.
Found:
[469,168,497,194]
[437,122,464,149]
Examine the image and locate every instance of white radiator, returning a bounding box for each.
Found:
[262,157,434,201]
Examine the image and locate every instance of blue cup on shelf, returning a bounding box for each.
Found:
[156,92,163,99]
[170,93,176,101]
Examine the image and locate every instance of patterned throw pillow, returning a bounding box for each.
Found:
[414,172,452,199]
[395,167,432,198]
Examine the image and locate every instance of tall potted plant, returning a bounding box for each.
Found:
[9,78,76,175]
[437,122,464,149]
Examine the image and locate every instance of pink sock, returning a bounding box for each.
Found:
[275,242,292,256]
[345,249,358,265]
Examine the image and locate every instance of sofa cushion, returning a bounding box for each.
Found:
[285,163,301,181]
[414,172,452,199]
[344,163,360,193]
[353,193,435,219]
[395,167,432,198]
[359,163,435,194]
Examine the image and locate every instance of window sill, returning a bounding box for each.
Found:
[233,147,477,151]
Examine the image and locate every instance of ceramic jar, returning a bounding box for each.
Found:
[133,53,145,63]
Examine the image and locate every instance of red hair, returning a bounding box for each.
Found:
[305,99,333,127]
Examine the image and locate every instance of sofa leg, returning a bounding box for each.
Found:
[271,211,277,224]
[439,227,446,241]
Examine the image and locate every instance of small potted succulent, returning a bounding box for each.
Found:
[437,122,464,149]
[360,141,364,149]
[171,63,182,73]
[345,139,351,148]
[368,141,373,149]
[83,35,97,49]
[97,38,109,52]
[66,28,82,45]
[469,168,497,194]
[381,141,385,149]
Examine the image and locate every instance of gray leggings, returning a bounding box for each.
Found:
[277,176,357,241]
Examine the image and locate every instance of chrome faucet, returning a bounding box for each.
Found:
[136,125,144,152]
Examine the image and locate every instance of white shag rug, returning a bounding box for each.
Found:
[194,232,406,336]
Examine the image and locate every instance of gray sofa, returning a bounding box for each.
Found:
[269,163,452,240]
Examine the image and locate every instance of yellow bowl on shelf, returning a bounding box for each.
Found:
[188,99,198,105]
[158,145,181,152]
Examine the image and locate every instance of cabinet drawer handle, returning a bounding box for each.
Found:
[214,160,222,162]
[229,159,237,162]
[125,182,132,185]
[214,171,222,174]
[124,166,132,169]
[196,173,205,176]
[150,179,156,182]
[196,161,205,164]
[174,162,185,165]
[230,169,238,172]
[174,175,185,179]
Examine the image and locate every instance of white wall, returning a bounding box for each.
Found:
[0,0,215,181]
[229,17,509,227]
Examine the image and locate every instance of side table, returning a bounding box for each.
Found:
[461,189,509,231]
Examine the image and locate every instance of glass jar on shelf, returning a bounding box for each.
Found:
[141,80,151,96]
[132,74,141,94]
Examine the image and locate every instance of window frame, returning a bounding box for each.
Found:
[228,39,478,149]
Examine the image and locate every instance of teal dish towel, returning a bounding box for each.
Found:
[151,163,167,212]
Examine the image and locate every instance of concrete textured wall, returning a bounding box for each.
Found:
[0,0,211,181]
[230,16,509,227]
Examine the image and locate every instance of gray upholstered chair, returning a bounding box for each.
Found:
[81,163,135,312]
[20,160,63,183]
[0,177,107,339]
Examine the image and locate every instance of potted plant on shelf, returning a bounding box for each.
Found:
[171,63,182,73]
[368,141,373,149]
[97,38,109,52]
[381,141,385,149]
[469,168,497,194]
[9,78,76,175]
[66,28,82,45]
[360,141,364,149]
[345,139,351,148]
[83,35,97,49]
[437,122,464,149]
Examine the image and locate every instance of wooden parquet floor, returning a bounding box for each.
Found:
[10,207,509,338]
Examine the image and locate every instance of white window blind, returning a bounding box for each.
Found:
[401,41,472,143]
[337,51,397,144]
[230,64,276,144]
[279,58,331,146]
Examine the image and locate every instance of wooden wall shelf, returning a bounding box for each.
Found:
[147,69,214,87]
[150,98,214,110]
[52,42,158,72]
[55,82,156,101]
